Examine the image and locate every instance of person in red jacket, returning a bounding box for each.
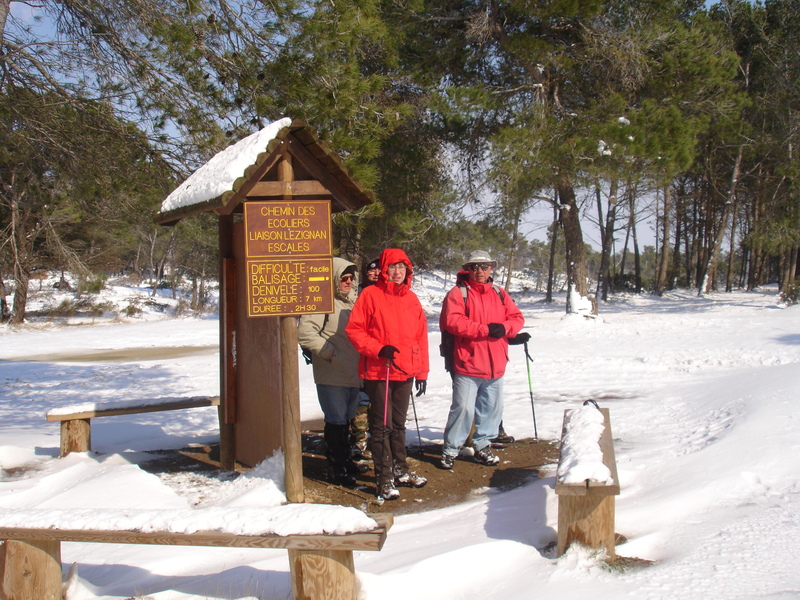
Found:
[438,250,528,470]
[346,248,429,503]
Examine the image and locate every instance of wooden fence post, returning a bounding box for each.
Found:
[0,540,62,600]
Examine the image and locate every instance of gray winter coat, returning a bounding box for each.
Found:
[297,257,362,388]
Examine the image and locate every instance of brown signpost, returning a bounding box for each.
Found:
[154,120,374,484]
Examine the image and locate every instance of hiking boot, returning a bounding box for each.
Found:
[473,446,500,466]
[439,453,455,470]
[376,481,400,502]
[328,465,357,487]
[345,459,369,475]
[491,432,515,445]
[394,469,427,488]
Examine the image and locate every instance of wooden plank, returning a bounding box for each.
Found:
[0,522,391,552]
[46,397,220,422]
[245,180,331,198]
[557,494,616,557]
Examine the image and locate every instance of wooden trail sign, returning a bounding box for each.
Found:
[245,200,334,317]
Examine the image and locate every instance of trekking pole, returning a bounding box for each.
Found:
[523,341,538,440]
[409,388,424,454]
[383,360,391,428]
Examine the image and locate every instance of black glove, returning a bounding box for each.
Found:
[378,345,399,359]
[508,332,531,345]
[415,379,427,396]
[487,323,505,338]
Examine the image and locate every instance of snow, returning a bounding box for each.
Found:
[556,404,613,485]
[2,274,800,599]
[159,117,293,213]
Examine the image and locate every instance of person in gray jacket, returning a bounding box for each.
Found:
[298,257,363,487]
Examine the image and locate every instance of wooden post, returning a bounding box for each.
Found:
[288,549,356,600]
[60,419,90,456]
[218,218,236,472]
[277,150,304,504]
[0,540,62,600]
[281,315,304,504]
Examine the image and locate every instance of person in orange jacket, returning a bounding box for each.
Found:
[438,250,527,470]
[346,248,429,503]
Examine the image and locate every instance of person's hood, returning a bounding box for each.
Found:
[332,256,357,303]
[378,248,413,291]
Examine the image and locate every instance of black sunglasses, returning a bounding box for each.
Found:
[469,263,493,271]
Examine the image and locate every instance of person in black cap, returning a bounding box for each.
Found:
[359,256,380,292]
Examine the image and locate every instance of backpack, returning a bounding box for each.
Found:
[439,282,505,373]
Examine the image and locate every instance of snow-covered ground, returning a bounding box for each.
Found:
[2,272,800,600]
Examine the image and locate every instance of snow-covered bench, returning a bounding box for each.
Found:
[0,505,393,600]
[555,404,620,557]
[46,396,221,457]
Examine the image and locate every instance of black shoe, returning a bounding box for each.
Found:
[345,459,369,475]
[491,432,515,444]
[328,465,357,487]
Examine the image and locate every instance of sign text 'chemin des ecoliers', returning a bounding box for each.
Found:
[244,200,332,258]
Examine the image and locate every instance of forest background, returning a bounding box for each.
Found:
[2,0,799,323]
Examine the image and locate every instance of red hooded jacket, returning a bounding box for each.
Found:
[439,271,525,379]
[346,248,430,381]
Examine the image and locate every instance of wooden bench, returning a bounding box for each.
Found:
[46,396,221,457]
[0,511,392,600]
[555,406,620,557]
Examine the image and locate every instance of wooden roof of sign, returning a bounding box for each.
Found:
[155,119,374,226]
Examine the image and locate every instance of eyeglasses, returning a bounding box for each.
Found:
[387,263,407,271]
[340,275,354,282]
[469,263,493,271]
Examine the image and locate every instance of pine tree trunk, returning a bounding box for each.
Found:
[597,179,618,301]
[557,179,589,312]
[702,144,743,295]
[655,182,672,295]
[546,202,558,303]
[725,198,738,292]
[10,195,33,324]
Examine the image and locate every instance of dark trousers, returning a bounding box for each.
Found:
[364,377,412,489]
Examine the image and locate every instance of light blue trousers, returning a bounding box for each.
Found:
[442,374,504,456]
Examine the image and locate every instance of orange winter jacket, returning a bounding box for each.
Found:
[346,248,430,382]
[439,275,525,379]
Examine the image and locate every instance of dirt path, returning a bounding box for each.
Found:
[6,345,218,363]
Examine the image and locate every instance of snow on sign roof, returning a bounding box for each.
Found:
[159,117,293,214]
